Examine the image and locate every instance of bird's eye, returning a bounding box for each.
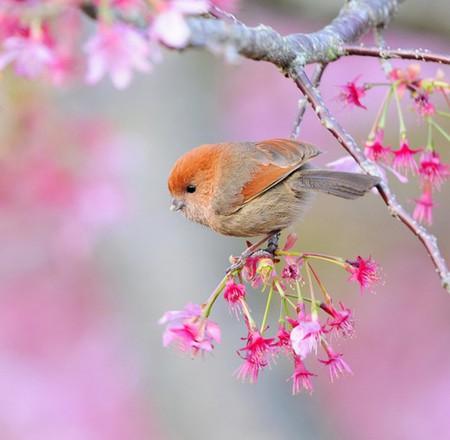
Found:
[186,184,196,194]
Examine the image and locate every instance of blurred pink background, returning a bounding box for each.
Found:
[0,1,449,439]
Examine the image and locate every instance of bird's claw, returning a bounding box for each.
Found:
[226,232,280,275]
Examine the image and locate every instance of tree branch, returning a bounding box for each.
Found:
[291,63,328,139]
[187,0,406,68]
[342,44,450,64]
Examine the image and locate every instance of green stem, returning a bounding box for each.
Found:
[202,275,228,318]
[275,280,297,310]
[392,84,407,139]
[308,263,332,304]
[436,110,450,119]
[430,119,450,143]
[305,263,318,318]
[240,298,257,329]
[261,285,274,332]
[277,250,346,267]
[378,87,394,130]
[426,117,434,150]
[295,279,304,304]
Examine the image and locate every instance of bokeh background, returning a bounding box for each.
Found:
[1,1,450,439]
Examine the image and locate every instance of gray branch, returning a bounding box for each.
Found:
[188,0,405,68]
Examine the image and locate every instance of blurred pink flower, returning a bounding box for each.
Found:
[388,63,421,97]
[337,76,367,109]
[276,323,292,355]
[364,128,392,163]
[282,262,302,282]
[290,355,316,395]
[84,22,152,89]
[210,0,239,11]
[223,279,246,316]
[319,344,352,382]
[290,305,323,359]
[345,255,381,294]
[0,31,55,78]
[283,231,297,251]
[413,187,435,226]
[323,301,355,339]
[0,98,157,437]
[414,92,435,117]
[235,329,276,384]
[418,150,450,190]
[151,0,209,48]
[392,139,422,176]
[158,303,221,357]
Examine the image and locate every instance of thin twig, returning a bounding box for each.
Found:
[290,66,450,293]
[291,63,328,139]
[343,44,450,64]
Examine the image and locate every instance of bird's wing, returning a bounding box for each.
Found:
[240,139,321,204]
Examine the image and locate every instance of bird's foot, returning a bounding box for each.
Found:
[226,231,280,275]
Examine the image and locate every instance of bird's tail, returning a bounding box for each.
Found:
[292,169,380,200]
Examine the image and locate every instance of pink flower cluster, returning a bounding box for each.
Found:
[335,66,450,226]
[159,303,221,357]
[159,233,381,395]
[0,0,213,88]
[0,88,154,436]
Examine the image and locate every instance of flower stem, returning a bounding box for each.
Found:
[392,84,407,140]
[261,285,274,332]
[430,119,450,143]
[436,110,450,119]
[308,263,332,305]
[295,279,304,303]
[426,116,434,150]
[305,263,318,318]
[368,87,393,139]
[202,275,228,318]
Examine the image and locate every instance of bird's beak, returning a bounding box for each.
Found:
[170,198,185,212]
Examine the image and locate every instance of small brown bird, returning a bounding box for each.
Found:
[168,139,380,237]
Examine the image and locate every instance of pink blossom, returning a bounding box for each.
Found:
[235,330,276,384]
[389,63,421,97]
[418,151,450,190]
[319,345,353,382]
[242,256,277,288]
[290,355,316,395]
[290,306,322,359]
[152,0,210,48]
[242,255,261,285]
[223,279,246,316]
[337,76,367,109]
[256,258,277,285]
[413,187,436,226]
[346,255,381,294]
[0,32,55,78]
[276,323,292,355]
[392,140,422,176]
[282,262,302,282]
[323,301,355,338]
[364,128,392,164]
[84,22,153,89]
[158,303,221,357]
[283,232,297,251]
[414,92,435,117]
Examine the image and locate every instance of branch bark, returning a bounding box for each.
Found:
[342,44,450,64]
[187,0,405,68]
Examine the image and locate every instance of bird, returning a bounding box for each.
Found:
[168,138,380,238]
